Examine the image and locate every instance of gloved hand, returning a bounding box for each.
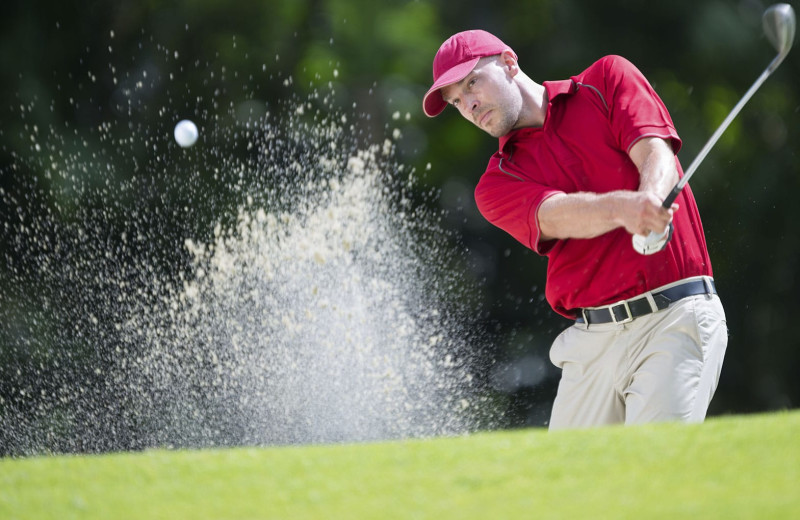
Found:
[632,222,674,255]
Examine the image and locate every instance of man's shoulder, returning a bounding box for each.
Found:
[575,55,637,81]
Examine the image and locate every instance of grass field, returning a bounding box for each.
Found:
[2,411,798,519]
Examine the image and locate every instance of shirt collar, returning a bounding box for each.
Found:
[497,79,576,152]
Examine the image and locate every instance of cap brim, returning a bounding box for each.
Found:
[422,57,481,117]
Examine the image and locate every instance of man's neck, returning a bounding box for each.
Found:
[515,77,547,129]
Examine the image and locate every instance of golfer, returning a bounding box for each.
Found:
[423,30,728,429]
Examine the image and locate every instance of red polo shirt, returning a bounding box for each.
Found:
[474,55,712,319]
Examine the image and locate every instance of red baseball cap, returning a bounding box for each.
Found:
[423,30,516,117]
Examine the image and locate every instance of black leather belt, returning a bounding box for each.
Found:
[576,278,717,325]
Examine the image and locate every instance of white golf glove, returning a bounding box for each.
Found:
[632,222,674,255]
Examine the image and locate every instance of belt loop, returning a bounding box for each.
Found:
[703,277,714,296]
[644,292,659,313]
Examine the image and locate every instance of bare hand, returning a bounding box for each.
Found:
[617,191,678,237]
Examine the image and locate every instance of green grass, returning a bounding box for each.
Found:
[2,411,798,519]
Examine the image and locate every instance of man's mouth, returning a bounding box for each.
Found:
[478,109,491,127]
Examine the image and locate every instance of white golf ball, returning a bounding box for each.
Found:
[174,119,198,148]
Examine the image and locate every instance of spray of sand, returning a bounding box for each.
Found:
[0,42,495,454]
[112,122,489,448]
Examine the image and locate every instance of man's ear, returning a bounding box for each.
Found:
[501,50,519,77]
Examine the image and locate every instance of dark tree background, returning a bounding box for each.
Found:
[1,0,798,452]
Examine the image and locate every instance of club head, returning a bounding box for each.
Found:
[763,3,796,71]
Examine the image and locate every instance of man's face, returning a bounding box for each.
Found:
[440,55,522,138]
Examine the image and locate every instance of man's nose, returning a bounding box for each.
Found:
[459,94,479,118]
[468,95,480,113]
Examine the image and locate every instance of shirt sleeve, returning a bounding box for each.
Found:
[598,55,683,154]
[474,154,563,255]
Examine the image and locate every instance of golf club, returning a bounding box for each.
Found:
[633,3,796,255]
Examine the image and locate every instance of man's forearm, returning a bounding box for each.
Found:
[538,190,645,241]
[538,138,680,242]
[630,137,680,200]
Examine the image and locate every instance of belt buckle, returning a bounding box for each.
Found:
[610,300,633,325]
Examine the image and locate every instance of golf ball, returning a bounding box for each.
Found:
[174,119,198,148]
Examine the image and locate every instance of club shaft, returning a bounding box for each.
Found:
[662,60,777,209]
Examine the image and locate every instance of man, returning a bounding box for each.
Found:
[423,30,727,429]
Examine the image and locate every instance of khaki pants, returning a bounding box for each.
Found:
[548,292,727,430]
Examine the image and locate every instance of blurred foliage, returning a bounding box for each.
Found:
[1,0,799,446]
